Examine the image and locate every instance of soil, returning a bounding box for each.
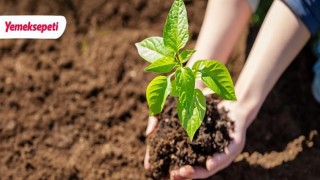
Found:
[149,96,234,179]
[0,0,319,180]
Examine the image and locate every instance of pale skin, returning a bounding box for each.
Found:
[145,0,311,179]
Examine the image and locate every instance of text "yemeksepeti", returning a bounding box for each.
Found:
[0,16,66,39]
[5,21,59,33]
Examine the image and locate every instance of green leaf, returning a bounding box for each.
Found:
[146,76,171,115]
[145,57,177,73]
[193,60,237,100]
[163,0,189,52]
[135,37,174,63]
[179,50,196,63]
[170,79,178,96]
[178,89,206,140]
[175,67,195,113]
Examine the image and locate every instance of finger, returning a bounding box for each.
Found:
[174,142,240,179]
[170,169,189,180]
[202,87,214,96]
[174,141,244,179]
[195,80,206,90]
[178,165,212,179]
[144,146,151,170]
[146,116,158,136]
[206,142,240,174]
[144,117,159,171]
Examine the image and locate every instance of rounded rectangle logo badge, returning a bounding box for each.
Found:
[0,15,66,39]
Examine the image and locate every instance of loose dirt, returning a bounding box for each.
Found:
[149,96,233,179]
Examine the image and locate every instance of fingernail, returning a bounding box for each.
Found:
[146,123,153,136]
[146,116,157,135]
[207,158,215,171]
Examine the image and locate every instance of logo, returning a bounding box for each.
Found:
[0,16,66,39]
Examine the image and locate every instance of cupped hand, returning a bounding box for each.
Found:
[144,116,159,170]
[170,100,248,179]
[144,80,207,171]
[144,88,249,180]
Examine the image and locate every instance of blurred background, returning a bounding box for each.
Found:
[0,0,319,179]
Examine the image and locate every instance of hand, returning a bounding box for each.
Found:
[144,89,250,179]
[144,83,208,171]
[170,100,248,179]
[144,82,208,171]
[144,116,158,170]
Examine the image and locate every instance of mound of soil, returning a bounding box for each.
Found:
[0,0,319,180]
[149,96,233,179]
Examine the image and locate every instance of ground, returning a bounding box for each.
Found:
[0,0,319,179]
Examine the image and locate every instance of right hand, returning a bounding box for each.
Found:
[144,100,250,180]
[170,100,248,179]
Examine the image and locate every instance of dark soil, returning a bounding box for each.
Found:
[0,0,319,180]
[149,96,234,179]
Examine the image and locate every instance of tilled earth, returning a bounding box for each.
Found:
[0,0,319,179]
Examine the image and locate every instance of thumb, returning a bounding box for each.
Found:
[146,116,158,136]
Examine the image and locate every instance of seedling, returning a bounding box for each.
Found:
[135,0,236,140]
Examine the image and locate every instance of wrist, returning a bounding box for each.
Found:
[233,94,261,129]
[186,49,217,68]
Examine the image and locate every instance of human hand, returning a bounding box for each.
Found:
[144,82,208,171]
[170,100,248,179]
[144,84,208,171]
[144,89,249,179]
[144,116,158,170]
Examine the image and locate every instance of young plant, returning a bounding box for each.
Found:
[135,0,236,140]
